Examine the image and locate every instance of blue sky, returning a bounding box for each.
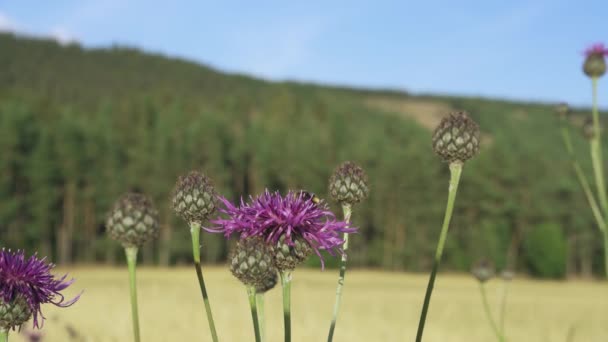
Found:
[1,1,607,107]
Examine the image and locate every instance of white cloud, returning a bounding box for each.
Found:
[0,11,78,45]
[50,27,77,45]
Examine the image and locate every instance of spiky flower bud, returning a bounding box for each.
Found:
[432,111,480,164]
[329,161,369,205]
[582,117,596,140]
[230,237,277,288]
[106,193,159,248]
[471,260,495,283]
[271,235,313,272]
[172,171,218,225]
[0,296,32,330]
[255,271,278,294]
[555,103,570,121]
[583,44,608,78]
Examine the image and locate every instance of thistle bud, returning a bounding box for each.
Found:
[230,237,277,288]
[582,117,596,140]
[471,260,494,283]
[583,44,607,78]
[328,161,369,205]
[555,103,570,121]
[255,271,278,294]
[106,193,160,248]
[271,235,313,272]
[0,296,32,331]
[432,111,480,164]
[172,171,218,225]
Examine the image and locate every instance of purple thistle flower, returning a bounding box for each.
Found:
[584,43,608,56]
[210,190,355,263]
[0,250,80,329]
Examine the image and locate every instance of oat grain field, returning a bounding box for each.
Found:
[13,267,608,342]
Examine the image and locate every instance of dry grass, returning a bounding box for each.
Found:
[13,267,608,342]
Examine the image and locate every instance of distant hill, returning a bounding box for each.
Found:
[0,32,602,278]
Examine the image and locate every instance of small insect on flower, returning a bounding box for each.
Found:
[0,250,80,330]
[211,190,356,270]
[583,43,608,78]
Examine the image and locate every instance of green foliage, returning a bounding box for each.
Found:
[0,33,603,277]
[523,223,568,278]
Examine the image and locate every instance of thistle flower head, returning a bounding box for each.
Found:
[583,43,607,78]
[211,190,355,268]
[255,271,278,294]
[106,192,160,248]
[172,171,218,225]
[329,161,370,205]
[0,250,80,330]
[471,259,495,283]
[432,111,480,164]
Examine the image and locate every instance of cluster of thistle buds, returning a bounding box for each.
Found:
[106,192,160,249]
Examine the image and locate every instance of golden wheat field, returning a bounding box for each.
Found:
[13,267,608,342]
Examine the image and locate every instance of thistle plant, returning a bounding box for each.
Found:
[106,192,159,342]
[0,249,80,342]
[559,43,608,277]
[172,171,219,342]
[229,237,276,342]
[471,260,505,342]
[327,161,369,342]
[212,190,354,342]
[416,111,480,342]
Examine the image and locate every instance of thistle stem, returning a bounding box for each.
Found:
[125,247,141,342]
[0,329,7,342]
[603,231,608,278]
[480,283,506,342]
[415,162,463,342]
[327,203,352,342]
[256,293,266,342]
[498,280,510,335]
[560,126,607,232]
[280,271,292,342]
[247,287,262,342]
[590,77,608,217]
[190,223,219,342]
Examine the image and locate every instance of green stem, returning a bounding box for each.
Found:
[256,293,266,342]
[247,287,262,342]
[603,231,608,278]
[280,271,292,342]
[561,126,607,233]
[415,162,463,342]
[480,283,506,342]
[590,77,608,217]
[327,203,352,342]
[190,223,219,342]
[498,279,510,335]
[125,247,141,342]
[0,329,7,342]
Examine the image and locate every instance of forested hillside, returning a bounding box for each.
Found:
[0,33,602,277]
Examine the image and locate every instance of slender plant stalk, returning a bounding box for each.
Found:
[125,247,141,342]
[498,280,510,334]
[479,283,506,342]
[0,329,7,342]
[256,293,266,342]
[190,223,219,342]
[415,162,463,342]
[247,287,262,342]
[327,203,352,342]
[561,126,607,231]
[590,77,608,217]
[280,271,292,342]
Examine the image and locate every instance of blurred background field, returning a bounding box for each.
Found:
[13,267,608,342]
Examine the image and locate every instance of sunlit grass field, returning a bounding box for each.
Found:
[15,267,608,342]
